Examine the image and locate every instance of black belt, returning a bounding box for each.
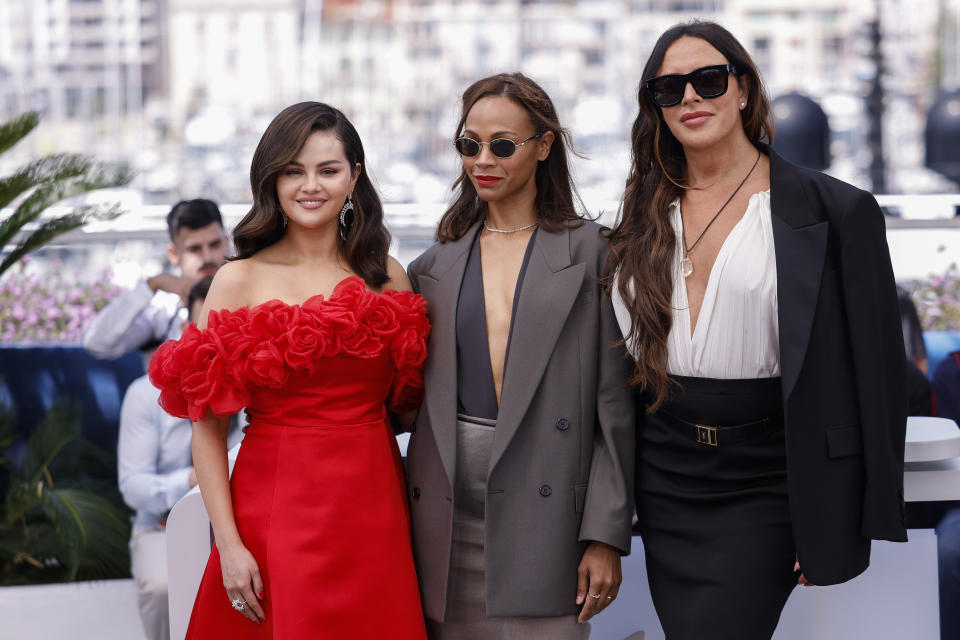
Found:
[658,409,780,447]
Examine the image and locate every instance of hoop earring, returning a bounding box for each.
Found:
[279,208,287,228]
[339,194,354,241]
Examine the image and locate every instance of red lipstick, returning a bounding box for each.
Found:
[475,175,502,186]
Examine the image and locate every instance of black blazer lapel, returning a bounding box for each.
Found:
[768,147,829,401]
[418,222,481,488]
[490,228,586,472]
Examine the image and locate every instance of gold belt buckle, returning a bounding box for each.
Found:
[696,424,718,446]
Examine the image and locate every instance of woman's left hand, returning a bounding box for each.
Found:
[576,541,622,623]
[795,554,812,586]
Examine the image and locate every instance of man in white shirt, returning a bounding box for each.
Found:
[118,277,242,640]
[83,199,229,359]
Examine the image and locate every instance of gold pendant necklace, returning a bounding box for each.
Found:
[680,150,761,278]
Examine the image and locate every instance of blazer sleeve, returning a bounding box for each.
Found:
[578,273,637,555]
[839,190,908,542]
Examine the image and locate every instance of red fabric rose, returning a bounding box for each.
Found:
[361,297,401,338]
[341,323,383,358]
[247,339,289,388]
[284,322,324,372]
[178,334,247,420]
[389,366,425,413]
[208,307,255,368]
[332,277,376,318]
[250,301,300,339]
[391,327,428,369]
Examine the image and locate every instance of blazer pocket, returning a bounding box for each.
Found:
[826,424,862,458]
[574,483,588,513]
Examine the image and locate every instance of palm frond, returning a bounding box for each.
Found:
[0,404,13,470]
[39,487,130,581]
[0,203,124,277]
[0,112,39,157]
[18,400,79,489]
[0,156,131,246]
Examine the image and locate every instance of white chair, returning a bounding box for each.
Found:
[166,443,241,640]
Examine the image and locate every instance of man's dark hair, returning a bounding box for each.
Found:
[167,199,223,241]
[187,275,215,317]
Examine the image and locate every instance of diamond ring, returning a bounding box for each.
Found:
[231,598,246,611]
[590,593,601,599]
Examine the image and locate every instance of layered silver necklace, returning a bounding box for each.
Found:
[483,219,538,234]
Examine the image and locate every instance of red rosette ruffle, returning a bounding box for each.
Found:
[147,321,250,421]
[147,276,431,419]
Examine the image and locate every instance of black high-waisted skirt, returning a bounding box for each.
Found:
[635,376,796,640]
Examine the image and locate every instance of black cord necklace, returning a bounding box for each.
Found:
[680,150,762,279]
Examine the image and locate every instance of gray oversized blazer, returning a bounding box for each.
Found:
[405,219,635,621]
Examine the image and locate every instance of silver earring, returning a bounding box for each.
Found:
[338,194,354,241]
[740,102,746,108]
[279,208,287,228]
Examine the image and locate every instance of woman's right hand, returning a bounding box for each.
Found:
[219,541,266,623]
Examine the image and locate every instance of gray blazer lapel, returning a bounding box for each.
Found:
[419,222,480,488]
[490,228,585,471]
[769,148,828,401]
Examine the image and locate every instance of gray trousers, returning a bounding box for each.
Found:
[130,530,170,640]
[427,417,589,640]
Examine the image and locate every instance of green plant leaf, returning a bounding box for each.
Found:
[17,399,79,488]
[0,203,124,277]
[0,404,13,470]
[0,112,39,156]
[39,487,130,581]
[0,156,131,249]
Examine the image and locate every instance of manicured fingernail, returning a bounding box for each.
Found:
[576,595,584,604]
[794,561,800,571]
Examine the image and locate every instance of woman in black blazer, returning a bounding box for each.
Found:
[607,21,907,639]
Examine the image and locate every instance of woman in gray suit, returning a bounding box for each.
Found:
[406,72,635,638]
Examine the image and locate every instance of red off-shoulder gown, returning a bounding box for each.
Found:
[149,277,429,639]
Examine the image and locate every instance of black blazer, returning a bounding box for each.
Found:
[765,144,907,585]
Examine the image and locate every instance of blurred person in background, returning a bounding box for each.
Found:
[118,276,242,640]
[608,20,906,639]
[406,73,634,638]
[898,286,932,415]
[83,199,228,359]
[931,351,960,638]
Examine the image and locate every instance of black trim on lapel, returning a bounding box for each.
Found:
[767,145,829,401]
[419,222,481,488]
[489,227,585,472]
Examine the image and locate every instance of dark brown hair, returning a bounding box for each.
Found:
[605,20,774,410]
[437,72,584,242]
[232,102,390,287]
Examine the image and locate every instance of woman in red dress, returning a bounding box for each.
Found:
[149,102,429,638]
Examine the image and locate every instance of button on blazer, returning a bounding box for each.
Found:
[406,220,635,621]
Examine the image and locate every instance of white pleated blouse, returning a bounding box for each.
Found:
[613,189,780,379]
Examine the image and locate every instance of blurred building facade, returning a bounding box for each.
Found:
[0,0,959,205]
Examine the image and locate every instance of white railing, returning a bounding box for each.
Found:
[4,194,960,281]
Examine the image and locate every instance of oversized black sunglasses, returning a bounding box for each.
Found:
[454,133,542,158]
[645,64,739,108]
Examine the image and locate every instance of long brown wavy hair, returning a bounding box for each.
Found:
[437,73,584,242]
[232,102,391,287]
[605,21,775,410]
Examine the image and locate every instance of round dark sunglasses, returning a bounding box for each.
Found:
[454,133,542,158]
[645,64,739,108]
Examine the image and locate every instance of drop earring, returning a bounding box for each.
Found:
[339,194,354,241]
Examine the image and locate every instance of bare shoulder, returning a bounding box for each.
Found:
[381,256,413,292]
[197,260,253,327]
